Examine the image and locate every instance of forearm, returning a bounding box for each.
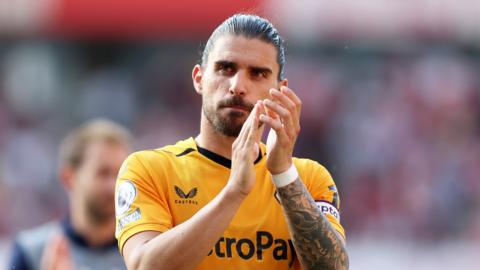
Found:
[132,185,245,270]
[276,178,349,270]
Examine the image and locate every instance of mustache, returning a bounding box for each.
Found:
[218,96,254,112]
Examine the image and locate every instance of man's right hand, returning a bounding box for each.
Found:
[227,101,265,196]
[40,232,75,270]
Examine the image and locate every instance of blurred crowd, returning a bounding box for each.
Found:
[0,41,479,244]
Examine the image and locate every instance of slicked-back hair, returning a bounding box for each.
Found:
[200,14,286,81]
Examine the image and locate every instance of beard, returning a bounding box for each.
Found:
[203,95,254,137]
[85,195,115,226]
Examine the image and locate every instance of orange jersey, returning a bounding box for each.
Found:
[115,138,345,269]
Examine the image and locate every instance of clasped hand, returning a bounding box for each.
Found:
[228,86,302,196]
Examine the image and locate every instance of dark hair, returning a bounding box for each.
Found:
[200,14,286,81]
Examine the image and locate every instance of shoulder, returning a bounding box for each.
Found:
[293,157,342,210]
[293,157,332,181]
[127,137,197,165]
[16,221,61,249]
[292,157,337,196]
[117,138,197,189]
[11,221,61,269]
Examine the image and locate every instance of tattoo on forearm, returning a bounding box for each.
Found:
[277,178,349,270]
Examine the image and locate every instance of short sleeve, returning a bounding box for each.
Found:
[115,152,173,253]
[296,159,346,240]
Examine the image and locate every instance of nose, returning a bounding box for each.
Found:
[228,71,248,96]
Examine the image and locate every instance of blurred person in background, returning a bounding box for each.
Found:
[116,14,348,270]
[8,119,131,270]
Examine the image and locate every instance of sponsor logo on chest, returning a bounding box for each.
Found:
[174,185,199,205]
[208,231,296,265]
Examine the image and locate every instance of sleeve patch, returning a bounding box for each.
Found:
[328,185,339,208]
[116,208,142,236]
[116,181,137,217]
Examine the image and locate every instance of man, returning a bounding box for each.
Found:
[116,14,348,270]
[9,119,131,270]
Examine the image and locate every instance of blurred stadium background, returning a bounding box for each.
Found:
[1,0,479,269]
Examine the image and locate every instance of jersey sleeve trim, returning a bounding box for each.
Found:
[118,223,170,254]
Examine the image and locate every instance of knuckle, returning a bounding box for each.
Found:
[286,102,295,110]
[297,100,302,108]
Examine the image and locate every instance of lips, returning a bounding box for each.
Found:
[223,105,249,112]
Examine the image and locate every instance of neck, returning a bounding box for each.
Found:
[70,200,115,247]
[195,113,236,159]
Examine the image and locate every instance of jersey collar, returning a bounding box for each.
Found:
[186,137,264,169]
[61,216,118,250]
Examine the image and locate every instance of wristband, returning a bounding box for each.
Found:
[271,163,298,187]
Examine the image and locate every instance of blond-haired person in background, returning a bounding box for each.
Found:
[9,119,131,270]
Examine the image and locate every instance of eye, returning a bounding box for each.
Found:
[251,69,268,79]
[216,63,236,76]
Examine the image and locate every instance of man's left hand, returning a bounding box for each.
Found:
[259,86,302,175]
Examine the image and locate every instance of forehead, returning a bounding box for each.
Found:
[83,140,128,162]
[207,35,279,72]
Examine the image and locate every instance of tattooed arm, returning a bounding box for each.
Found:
[276,178,349,270]
[259,86,348,269]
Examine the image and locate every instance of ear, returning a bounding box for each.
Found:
[192,64,203,95]
[279,78,288,88]
[59,166,76,194]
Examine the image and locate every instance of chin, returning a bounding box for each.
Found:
[214,120,243,137]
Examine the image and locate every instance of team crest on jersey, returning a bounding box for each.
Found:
[116,181,137,216]
[174,186,198,205]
